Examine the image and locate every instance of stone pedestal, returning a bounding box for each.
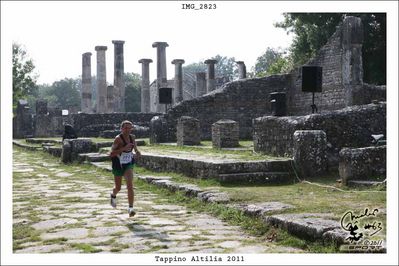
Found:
[212,119,239,148]
[95,46,107,113]
[139,59,153,113]
[293,130,328,178]
[176,116,201,146]
[150,115,168,144]
[339,146,386,185]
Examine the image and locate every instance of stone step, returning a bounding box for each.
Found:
[218,171,293,184]
[137,153,293,179]
[347,180,386,187]
[78,153,110,162]
[215,160,292,174]
[25,138,62,144]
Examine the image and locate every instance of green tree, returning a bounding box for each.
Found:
[212,55,237,80]
[124,72,141,112]
[183,55,238,80]
[253,47,285,77]
[12,43,38,112]
[39,78,81,111]
[275,13,386,84]
[267,56,293,75]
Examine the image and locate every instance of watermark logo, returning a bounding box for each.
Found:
[340,208,384,251]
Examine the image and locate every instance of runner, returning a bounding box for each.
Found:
[109,120,141,217]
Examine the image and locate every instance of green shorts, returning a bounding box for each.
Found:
[112,163,134,177]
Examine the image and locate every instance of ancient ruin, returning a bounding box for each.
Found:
[13,16,386,187]
[12,15,388,254]
[81,52,92,113]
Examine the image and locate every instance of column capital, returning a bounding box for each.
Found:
[204,59,218,65]
[112,40,125,45]
[171,59,185,65]
[235,61,245,65]
[83,52,92,57]
[95,46,107,51]
[152,42,169,48]
[138,58,153,64]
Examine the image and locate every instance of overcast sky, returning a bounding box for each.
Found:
[2,1,397,86]
[3,1,296,85]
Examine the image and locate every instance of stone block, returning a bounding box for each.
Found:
[150,115,168,144]
[339,145,386,185]
[293,130,328,178]
[212,119,239,148]
[61,140,72,163]
[176,116,200,146]
[61,138,94,163]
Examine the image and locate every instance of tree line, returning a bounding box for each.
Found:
[13,13,385,114]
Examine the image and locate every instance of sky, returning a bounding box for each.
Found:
[1,1,399,265]
[2,1,296,85]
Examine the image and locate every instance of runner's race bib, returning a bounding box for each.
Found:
[120,152,133,164]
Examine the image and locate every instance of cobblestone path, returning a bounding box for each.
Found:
[13,148,301,253]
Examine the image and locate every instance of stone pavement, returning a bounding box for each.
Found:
[12,148,302,254]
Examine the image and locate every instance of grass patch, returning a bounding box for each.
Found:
[143,244,169,253]
[135,178,339,252]
[42,237,68,245]
[69,243,102,253]
[13,223,41,250]
[138,142,288,161]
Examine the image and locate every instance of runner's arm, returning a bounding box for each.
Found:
[110,137,131,157]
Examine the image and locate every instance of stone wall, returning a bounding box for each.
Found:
[150,16,385,142]
[253,102,386,158]
[339,145,386,185]
[34,114,64,137]
[70,112,160,137]
[162,75,291,141]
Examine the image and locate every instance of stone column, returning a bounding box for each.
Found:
[152,42,169,113]
[152,42,169,87]
[195,72,206,97]
[172,59,185,103]
[81,52,92,113]
[236,61,246,79]
[204,59,217,92]
[107,85,114,112]
[138,59,153,113]
[95,46,107,113]
[341,16,363,106]
[112,40,125,112]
